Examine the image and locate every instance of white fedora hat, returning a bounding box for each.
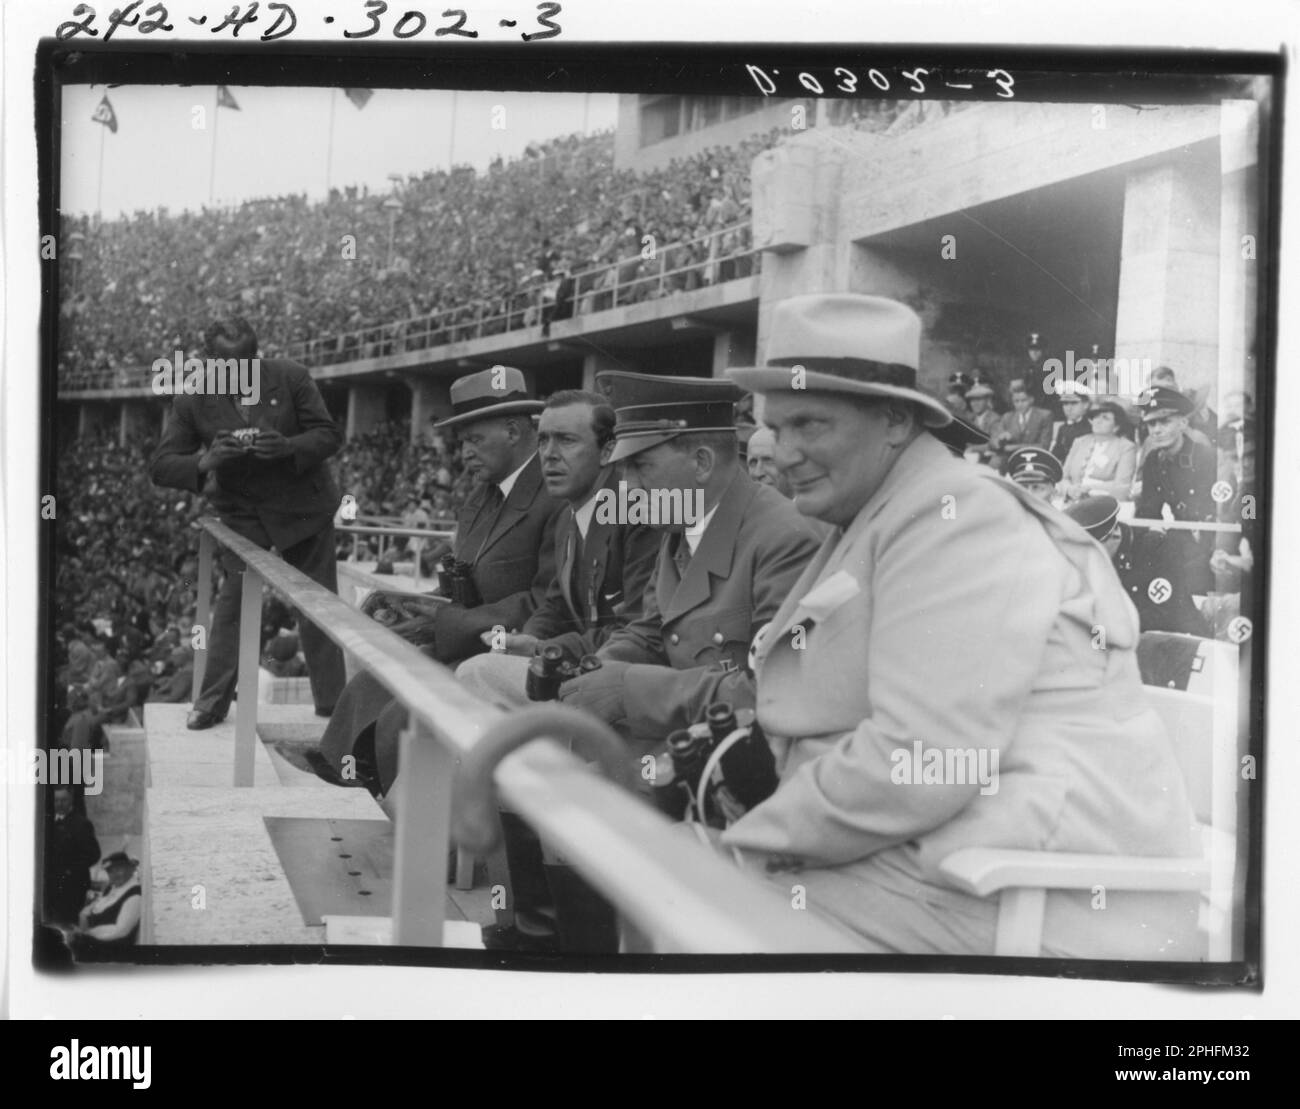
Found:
[726,294,952,428]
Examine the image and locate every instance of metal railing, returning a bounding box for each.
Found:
[189,516,860,952]
[337,522,456,590]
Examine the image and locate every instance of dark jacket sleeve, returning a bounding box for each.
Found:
[430,505,562,661]
[284,362,344,473]
[594,539,670,666]
[149,398,206,494]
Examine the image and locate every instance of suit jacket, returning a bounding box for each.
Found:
[723,433,1197,949]
[567,470,823,743]
[149,357,342,551]
[1060,433,1138,500]
[522,471,659,660]
[995,406,1053,452]
[427,454,563,661]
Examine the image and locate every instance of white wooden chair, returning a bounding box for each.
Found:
[939,646,1239,959]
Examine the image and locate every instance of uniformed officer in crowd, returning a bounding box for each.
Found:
[1048,381,1093,462]
[555,371,824,749]
[1005,445,1063,503]
[1064,495,1209,637]
[704,293,1199,958]
[1134,385,1218,594]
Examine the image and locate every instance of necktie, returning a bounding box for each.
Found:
[673,535,692,577]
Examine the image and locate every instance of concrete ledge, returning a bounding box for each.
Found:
[147,785,386,945]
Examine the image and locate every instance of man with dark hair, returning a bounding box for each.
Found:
[455,388,659,705]
[149,316,346,728]
[319,366,562,793]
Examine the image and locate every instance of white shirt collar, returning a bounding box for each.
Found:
[496,453,535,501]
[572,492,599,540]
[683,503,720,555]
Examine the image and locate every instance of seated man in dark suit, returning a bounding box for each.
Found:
[455,389,659,704]
[319,366,562,793]
[149,316,346,729]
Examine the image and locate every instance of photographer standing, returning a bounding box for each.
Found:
[149,317,346,729]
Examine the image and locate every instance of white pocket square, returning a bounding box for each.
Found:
[798,569,861,623]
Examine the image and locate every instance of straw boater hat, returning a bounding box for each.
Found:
[725,294,953,428]
[432,365,544,430]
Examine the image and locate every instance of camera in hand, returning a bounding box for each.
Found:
[525,645,602,701]
[437,555,482,607]
[649,700,779,827]
[228,427,259,448]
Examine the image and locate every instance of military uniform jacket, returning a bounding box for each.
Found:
[149,358,342,551]
[582,470,823,742]
[723,432,1197,887]
[522,472,659,660]
[1136,434,1217,523]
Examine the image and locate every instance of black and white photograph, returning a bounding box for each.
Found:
[3,0,1295,1030]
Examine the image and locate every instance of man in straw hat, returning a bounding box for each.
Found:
[711,293,1200,958]
[319,365,563,793]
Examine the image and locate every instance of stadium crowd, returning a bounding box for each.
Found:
[58,126,778,388]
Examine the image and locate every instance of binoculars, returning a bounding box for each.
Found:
[525,644,603,702]
[649,701,778,828]
[438,555,482,608]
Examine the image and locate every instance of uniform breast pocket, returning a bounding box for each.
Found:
[690,606,753,667]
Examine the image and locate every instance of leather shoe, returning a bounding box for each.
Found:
[186,709,227,730]
[481,923,559,954]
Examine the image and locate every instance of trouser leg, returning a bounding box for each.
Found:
[193,548,245,717]
[280,524,346,713]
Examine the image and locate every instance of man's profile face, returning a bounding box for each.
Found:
[459,417,517,485]
[1061,398,1087,421]
[53,789,74,818]
[1145,414,1187,452]
[537,403,605,504]
[619,440,701,532]
[763,392,904,528]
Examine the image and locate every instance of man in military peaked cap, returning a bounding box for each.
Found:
[555,370,823,749]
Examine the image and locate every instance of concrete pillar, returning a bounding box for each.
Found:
[345,383,388,440]
[1113,153,1221,398]
[403,377,453,445]
[710,329,755,378]
[118,400,153,446]
[1218,100,1259,415]
[581,350,625,393]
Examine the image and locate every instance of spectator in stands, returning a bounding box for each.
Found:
[1134,386,1218,596]
[149,316,346,729]
[72,850,142,952]
[1065,495,1209,637]
[1047,382,1093,463]
[991,379,1053,461]
[1005,446,1063,503]
[1058,401,1138,503]
[44,786,101,927]
[745,425,791,497]
[716,293,1200,958]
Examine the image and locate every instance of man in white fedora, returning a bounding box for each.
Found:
[717,293,1202,959]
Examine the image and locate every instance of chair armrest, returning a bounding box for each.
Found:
[938,848,1209,897]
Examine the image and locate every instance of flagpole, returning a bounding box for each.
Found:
[97,120,106,216]
[325,88,338,195]
[208,87,220,206]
